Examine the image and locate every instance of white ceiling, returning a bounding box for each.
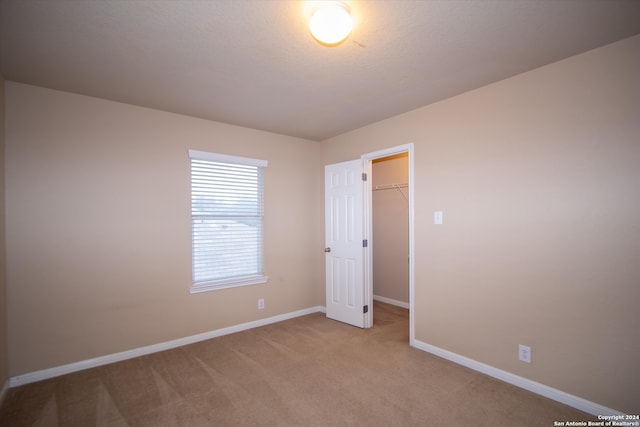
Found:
[1,0,639,141]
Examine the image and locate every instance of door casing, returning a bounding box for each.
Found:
[362,143,415,345]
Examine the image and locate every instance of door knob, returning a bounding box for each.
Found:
[324,247,331,253]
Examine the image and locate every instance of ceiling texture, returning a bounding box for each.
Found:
[1,0,640,141]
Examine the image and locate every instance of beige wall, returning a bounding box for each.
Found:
[4,82,324,376]
[372,155,409,304]
[321,35,640,413]
[0,75,8,392]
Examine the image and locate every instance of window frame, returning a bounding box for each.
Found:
[188,149,268,294]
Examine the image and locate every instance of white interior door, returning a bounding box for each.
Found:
[325,160,366,328]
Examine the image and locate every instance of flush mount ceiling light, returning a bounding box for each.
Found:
[308,1,353,46]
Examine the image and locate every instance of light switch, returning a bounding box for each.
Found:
[434,211,443,225]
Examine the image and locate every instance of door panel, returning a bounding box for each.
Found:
[325,160,365,328]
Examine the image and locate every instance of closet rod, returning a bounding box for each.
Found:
[373,183,408,191]
[372,183,408,202]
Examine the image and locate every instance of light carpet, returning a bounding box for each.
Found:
[0,302,595,426]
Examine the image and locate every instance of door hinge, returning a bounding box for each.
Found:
[362,172,367,181]
[363,305,369,314]
[362,239,368,247]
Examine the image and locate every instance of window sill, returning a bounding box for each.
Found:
[189,275,269,294]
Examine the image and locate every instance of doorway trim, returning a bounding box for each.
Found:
[362,143,415,346]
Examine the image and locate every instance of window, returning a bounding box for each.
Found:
[189,150,268,293]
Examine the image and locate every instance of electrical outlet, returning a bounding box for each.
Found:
[519,344,531,363]
[258,298,265,310]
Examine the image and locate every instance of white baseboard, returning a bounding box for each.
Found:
[412,339,624,417]
[373,295,409,309]
[9,306,325,388]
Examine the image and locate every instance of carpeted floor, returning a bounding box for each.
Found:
[0,301,595,426]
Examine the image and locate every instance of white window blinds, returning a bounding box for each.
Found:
[189,150,268,293]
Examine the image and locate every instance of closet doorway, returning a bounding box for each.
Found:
[362,143,414,344]
[372,153,409,310]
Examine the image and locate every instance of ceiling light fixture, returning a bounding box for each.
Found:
[308,1,353,46]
